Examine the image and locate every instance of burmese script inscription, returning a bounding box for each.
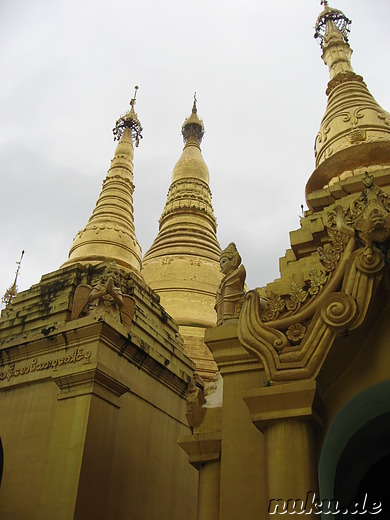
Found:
[0,348,92,382]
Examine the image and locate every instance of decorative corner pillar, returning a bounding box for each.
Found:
[244,380,324,518]
[178,416,222,520]
[244,379,324,431]
[205,323,267,520]
[39,362,129,519]
[177,432,221,470]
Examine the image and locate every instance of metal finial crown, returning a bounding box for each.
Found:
[113,86,143,146]
[314,3,352,47]
[182,94,204,145]
[192,92,197,113]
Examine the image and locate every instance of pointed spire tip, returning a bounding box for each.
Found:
[192,92,197,113]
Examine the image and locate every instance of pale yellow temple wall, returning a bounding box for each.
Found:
[0,306,198,520]
[319,300,390,435]
[0,380,58,519]
[107,388,198,519]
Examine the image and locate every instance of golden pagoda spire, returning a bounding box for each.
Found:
[62,88,142,273]
[141,98,222,380]
[143,96,220,261]
[306,4,390,200]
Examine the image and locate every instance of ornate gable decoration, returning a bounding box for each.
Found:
[238,173,390,382]
[70,263,136,329]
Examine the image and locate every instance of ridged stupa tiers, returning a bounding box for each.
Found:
[142,98,222,380]
[143,98,220,262]
[306,3,390,200]
[62,94,142,273]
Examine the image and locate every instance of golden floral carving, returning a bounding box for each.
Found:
[348,128,366,143]
[261,291,285,322]
[318,228,348,272]
[238,236,383,383]
[308,268,328,296]
[286,323,306,344]
[285,281,308,312]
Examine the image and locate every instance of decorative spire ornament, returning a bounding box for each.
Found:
[2,250,25,306]
[314,1,351,47]
[143,96,219,261]
[181,92,205,147]
[305,4,390,200]
[113,86,143,147]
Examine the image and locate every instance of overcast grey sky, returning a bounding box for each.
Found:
[1,0,389,306]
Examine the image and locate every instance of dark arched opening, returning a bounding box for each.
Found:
[318,380,390,519]
[354,454,390,519]
[334,413,390,518]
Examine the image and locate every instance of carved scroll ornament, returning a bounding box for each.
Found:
[239,175,389,382]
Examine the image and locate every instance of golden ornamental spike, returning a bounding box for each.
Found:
[314,2,351,46]
[113,86,143,146]
[2,250,25,307]
[130,85,139,108]
[192,92,197,113]
[182,95,204,145]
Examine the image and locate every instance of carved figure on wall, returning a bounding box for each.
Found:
[186,373,206,432]
[215,243,246,325]
[331,173,390,263]
[71,264,136,328]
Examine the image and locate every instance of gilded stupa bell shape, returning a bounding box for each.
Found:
[62,89,143,273]
[142,97,222,379]
[142,97,220,262]
[306,2,390,199]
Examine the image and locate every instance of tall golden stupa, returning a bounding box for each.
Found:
[142,97,222,380]
[181,3,390,518]
[62,89,143,274]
